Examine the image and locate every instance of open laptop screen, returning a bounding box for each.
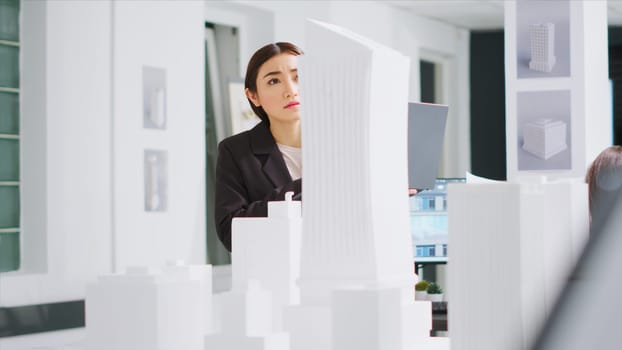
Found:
[408,102,449,191]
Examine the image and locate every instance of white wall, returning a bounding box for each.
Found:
[0,0,206,309]
[1,0,113,307]
[112,0,206,271]
[204,0,471,177]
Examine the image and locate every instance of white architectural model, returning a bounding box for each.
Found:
[448,180,589,350]
[522,118,568,159]
[282,19,446,350]
[86,19,450,350]
[529,23,556,72]
[205,193,301,349]
[230,191,302,331]
[85,262,213,350]
[206,280,289,350]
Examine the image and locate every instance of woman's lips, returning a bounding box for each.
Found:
[284,101,300,109]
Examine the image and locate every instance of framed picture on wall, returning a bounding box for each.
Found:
[143,66,167,129]
[228,80,260,135]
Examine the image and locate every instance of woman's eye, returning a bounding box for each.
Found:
[294,75,299,82]
[268,78,279,85]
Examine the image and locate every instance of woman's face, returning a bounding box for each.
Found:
[246,53,300,125]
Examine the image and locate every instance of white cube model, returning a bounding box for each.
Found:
[529,23,556,72]
[448,180,589,350]
[85,262,213,350]
[206,280,289,350]
[522,118,567,160]
[331,286,433,350]
[230,192,302,331]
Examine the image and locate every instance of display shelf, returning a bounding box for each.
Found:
[514,76,571,92]
[504,0,610,181]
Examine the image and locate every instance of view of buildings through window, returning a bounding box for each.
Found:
[410,178,465,262]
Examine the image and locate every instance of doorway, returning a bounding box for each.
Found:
[205,22,241,265]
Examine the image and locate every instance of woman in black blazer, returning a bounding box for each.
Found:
[215,42,303,252]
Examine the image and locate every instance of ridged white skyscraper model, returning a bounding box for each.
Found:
[299,17,413,306]
[285,19,445,350]
[529,23,556,72]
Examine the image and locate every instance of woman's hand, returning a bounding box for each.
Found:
[408,188,418,196]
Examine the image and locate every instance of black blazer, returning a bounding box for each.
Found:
[215,122,301,252]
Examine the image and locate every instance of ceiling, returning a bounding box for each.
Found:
[386,0,622,31]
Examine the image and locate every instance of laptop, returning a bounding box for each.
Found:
[408,102,449,191]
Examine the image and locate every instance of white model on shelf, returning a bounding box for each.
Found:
[529,23,556,72]
[85,262,213,350]
[448,180,589,350]
[522,118,567,159]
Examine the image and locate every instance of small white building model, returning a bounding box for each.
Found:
[231,191,302,331]
[522,118,568,160]
[205,193,301,349]
[529,23,556,72]
[206,280,289,350]
[448,180,589,350]
[85,262,213,350]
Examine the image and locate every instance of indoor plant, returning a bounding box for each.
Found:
[426,282,444,302]
[414,280,429,301]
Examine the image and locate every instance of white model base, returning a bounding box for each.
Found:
[523,142,567,160]
[85,263,212,350]
[425,337,451,350]
[332,286,433,350]
[522,119,567,159]
[205,333,289,350]
[529,57,556,72]
[284,285,440,350]
[207,280,290,349]
[283,303,332,350]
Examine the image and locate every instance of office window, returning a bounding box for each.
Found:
[0,0,21,272]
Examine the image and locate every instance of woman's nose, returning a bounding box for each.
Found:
[284,79,298,98]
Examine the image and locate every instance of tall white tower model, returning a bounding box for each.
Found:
[285,19,441,350]
[299,17,412,307]
[529,23,556,72]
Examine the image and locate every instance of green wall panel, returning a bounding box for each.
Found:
[0,232,19,272]
[0,0,20,42]
[0,91,19,134]
[0,45,19,89]
[0,138,18,181]
[0,186,19,228]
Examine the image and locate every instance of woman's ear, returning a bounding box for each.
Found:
[245,88,260,107]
